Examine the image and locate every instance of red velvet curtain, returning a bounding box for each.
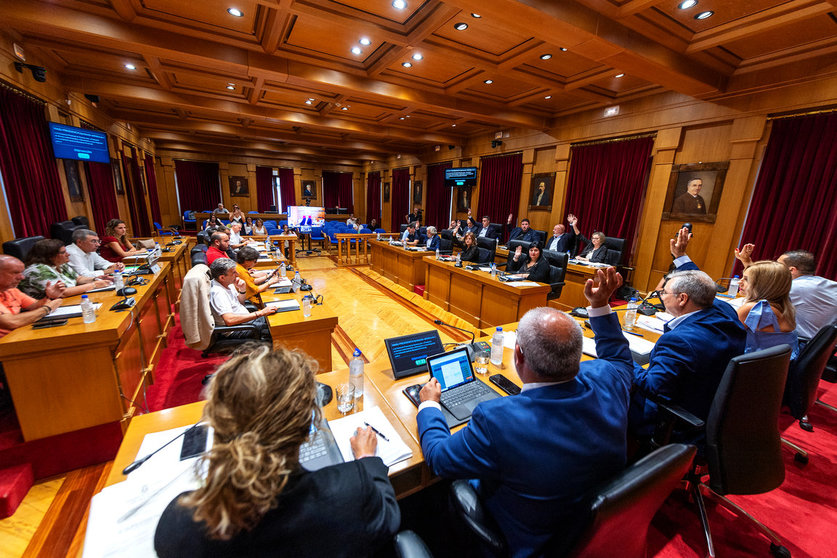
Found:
[366,171,381,225]
[278,167,295,212]
[737,112,837,279]
[425,162,452,229]
[122,147,152,236]
[0,87,67,237]
[337,172,354,212]
[476,153,523,236]
[565,136,653,262]
[323,171,339,208]
[174,160,220,211]
[390,168,410,232]
[256,166,274,211]
[84,161,119,234]
[144,154,162,224]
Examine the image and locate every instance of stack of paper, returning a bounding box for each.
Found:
[328,406,413,467]
[582,332,656,361]
[265,299,301,312]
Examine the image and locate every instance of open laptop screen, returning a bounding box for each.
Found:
[384,330,444,379]
[427,348,474,391]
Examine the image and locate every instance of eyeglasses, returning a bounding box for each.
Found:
[88,238,101,244]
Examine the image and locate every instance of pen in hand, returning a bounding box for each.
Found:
[364,421,390,442]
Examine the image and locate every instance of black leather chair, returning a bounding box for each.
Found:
[196,230,210,246]
[504,239,533,268]
[603,237,624,265]
[476,247,494,264]
[476,236,497,262]
[440,229,454,242]
[488,223,503,239]
[449,443,696,558]
[190,246,208,267]
[438,237,453,254]
[2,235,45,262]
[71,215,90,228]
[393,530,433,558]
[532,229,546,246]
[653,345,793,558]
[50,221,84,245]
[543,249,569,299]
[400,224,409,234]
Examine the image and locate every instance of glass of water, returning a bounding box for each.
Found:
[475,349,490,375]
[336,383,355,413]
[303,296,312,317]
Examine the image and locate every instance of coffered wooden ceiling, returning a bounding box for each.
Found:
[3,0,836,163]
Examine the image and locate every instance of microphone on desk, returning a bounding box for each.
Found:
[434,319,480,361]
[111,287,137,311]
[122,422,201,475]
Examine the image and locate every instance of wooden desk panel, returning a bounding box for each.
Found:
[262,290,339,373]
[370,240,429,291]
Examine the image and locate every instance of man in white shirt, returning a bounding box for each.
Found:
[227,222,250,250]
[66,229,122,278]
[213,202,230,216]
[209,258,275,340]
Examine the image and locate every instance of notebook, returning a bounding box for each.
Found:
[328,406,413,467]
[426,347,499,420]
[384,330,445,379]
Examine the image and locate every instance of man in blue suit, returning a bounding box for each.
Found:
[422,226,440,251]
[417,268,633,557]
[630,227,746,435]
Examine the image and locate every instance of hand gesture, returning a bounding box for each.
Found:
[44,281,65,300]
[234,276,246,291]
[734,243,755,267]
[583,267,623,308]
[507,213,513,225]
[514,245,523,258]
[419,378,442,403]
[45,298,63,312]
[669,226,692,259]
[567,214,577,226]
[350,426,377,459]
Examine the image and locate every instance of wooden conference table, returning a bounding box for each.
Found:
[369,239,430,291]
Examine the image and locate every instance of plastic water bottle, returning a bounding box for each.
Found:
[490,327,504,366]
[154,242,161,256]
[280,262,287,278]
[456,252,461,264]
[349,348,364,398]
[490,263,497,277]
[436,247,440,260]
[112,270,123,291]
[377,232,381,241]
[728,275,740,296]
[81,295,96,324]
[624,298,638,331]
[293,270,301,293]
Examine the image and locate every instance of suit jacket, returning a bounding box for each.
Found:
[508,255,551,283]
[417,313,633,557]
[672,192,707,214]
[545,230,576,254]
[154,457,400,558]
[181,265,214,350]
[457,243,480,263]
[475,224,500,240]
[507,227,536,244]
[423,234,440,251]
[577,235,609,263]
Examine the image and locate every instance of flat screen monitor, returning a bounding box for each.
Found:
[48,122,110,163]
[287,206,326,228]
[384,330,445,379]
[444,167,477,188]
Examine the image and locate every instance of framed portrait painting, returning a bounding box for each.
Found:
[413,180,423,204]
[528,172,555,210]
[302,180,316,199]
[662,162,729,223]
[456,186,471,212]
[111,158,124,195]
[64,159,83,202]
[229,176,249,196]
[383,182,390,203]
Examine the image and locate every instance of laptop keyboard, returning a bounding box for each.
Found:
[441,381,491,408]
[299,433,328,463]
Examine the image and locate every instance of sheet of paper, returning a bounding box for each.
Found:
[478,266,493,272]
[274,277,292,287]
[581,331,655,358]
[717,295,744,309]
[265,299,301,311]
[505,281,542,287]
[87,285,116,293]
[636,315,667,334]
[47,303,102,318]
[328,406,413,467]
[502,330,517,349]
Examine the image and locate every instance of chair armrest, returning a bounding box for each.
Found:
[394,530,433,558]
[657,400,704,430]
[214,323,260,335]
[449,480,507,556]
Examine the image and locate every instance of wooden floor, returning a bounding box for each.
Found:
[0,255,468,558]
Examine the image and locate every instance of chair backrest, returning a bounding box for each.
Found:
[705,344,791,496]
[375,228,386,233]
[506,239,533,267]
[440,229,454,241]
[439,238,453,253]
[476,236,497,262]
[196,231,210,246]
[543,249,569,270]
[555,444,697,558]
[785,321,837,419]
[476,247,493,264]
[2,235,45,262]
[604,237,625,265]
[50,221,84,245]
[71,215,90,227]
[532,229,546,246]
[488,223,503,238]
[400,224,409,234]
[190,250,208,266]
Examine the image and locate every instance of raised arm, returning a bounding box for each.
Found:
[734,243,755,269]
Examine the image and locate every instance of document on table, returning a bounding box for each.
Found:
[82,425,212,558]
[265,299,301,312]
[47,303,102,319]
[328,406,413,467]
[478,266,493,272]
[87,285,116,293]
[502,330,517,349]
[582,332,655,359]
[274,277,293,287]
[505,281,542,287]
[636,314,667,334]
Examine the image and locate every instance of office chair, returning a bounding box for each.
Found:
[182,210,197,230]
[438,237,453,254]
[543,250,569,299]
[476,236,497,262]
[603,237,625,265]
[504,239,533,268]
[393,530,434,558]
[2,235,45,261]
[449,443,696,558]
[190,246,208,266]
[653,344,793,558]
[153,221,175,236]
[71,215,90,228]
[50,221,84,245]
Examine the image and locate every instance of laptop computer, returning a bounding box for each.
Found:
[384,330,445,379]
[299,416,344,472]
[426,347,500,421]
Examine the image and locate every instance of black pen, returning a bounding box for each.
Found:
[623,329,644,337]
[363,421,390,442]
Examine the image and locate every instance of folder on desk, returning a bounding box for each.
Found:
[265,299,301,312]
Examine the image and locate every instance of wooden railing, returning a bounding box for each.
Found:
[334,233,399,265]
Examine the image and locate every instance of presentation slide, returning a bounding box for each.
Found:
[287,206,326,227]
[48,122,110,164]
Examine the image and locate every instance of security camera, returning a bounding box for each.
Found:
[14,62,47,82]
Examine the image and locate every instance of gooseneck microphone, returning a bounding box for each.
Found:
[122,422,201,475]
[434,319,481,361]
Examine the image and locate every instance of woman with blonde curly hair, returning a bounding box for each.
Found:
[737,260,798,359]
[154,345,400,557]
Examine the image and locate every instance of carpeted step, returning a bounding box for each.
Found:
[0,463,33,518]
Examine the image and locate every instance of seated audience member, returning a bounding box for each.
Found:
[453,217,479,240]
[401,223,420,246]
[243,216,254,235]
[0,255,64,338]
[423,226,440,251]
[737,260,798,359]
[507,243,551,283]
[154,345,400,558]
[19,239,112,299]
[545,214,579,254]
[506,216,536,244]
[66,229,124,278]
[203,214,222,232]
[406,205,423,226]
[346,215,360,230]
[418,268,632,556]
[213,202,230,217]
[736,245,837,343]
[453,231,480,263]
[251,218,267,235]
[228,223,250,249]
[229,205,245,224]
[235,247,281,308]
[368,218,379,231]
[99,219,145,262]
[206,232,232,266]
[476,216,499,240]
[576,227,610,263]
[630,228,747,436]
[208,258,275,341]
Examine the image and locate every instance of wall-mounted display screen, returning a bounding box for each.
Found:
[48,122,110,164]
[287,206,326,228]
[444,167,477,187]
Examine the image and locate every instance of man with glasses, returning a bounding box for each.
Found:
[630,227,746,437]
[66,229,124,278]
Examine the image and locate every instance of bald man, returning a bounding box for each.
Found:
[0,255,64,338]
[417,267,633,556]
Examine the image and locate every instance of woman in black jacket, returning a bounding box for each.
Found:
[455,231,480,263]
[508,243,551,283]
[576,231,610,264]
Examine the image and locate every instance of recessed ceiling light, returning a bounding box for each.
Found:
[124,63,136,70]
[483,79,493,84]
[544,95,552,99]
[454,22,468,31]
[615,73,625,78]
[471,13,481,18]
[399,117,405,120]
[412,53,423,61]
[405,115,410,118]
[227,7,243,17]
[392,0,406,9]
[695,10,713,19]
[341,106,349,110]
[678,0,697,9]
[452,124,456,127]
[305,99,313,105]
[226,84,235,90]
[359,37,371,46]
[351,46,362,55]
[560,47,568,52]
[402,62,412,68]
[540,54,552,60]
